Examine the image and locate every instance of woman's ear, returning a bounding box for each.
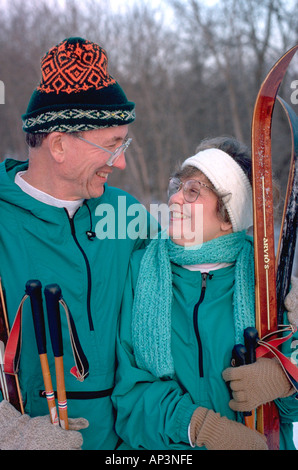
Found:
[46,132,65,163]
[220,219,233,233]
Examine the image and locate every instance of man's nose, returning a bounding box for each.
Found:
[113,151,126,170]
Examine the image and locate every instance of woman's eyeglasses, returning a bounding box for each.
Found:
[167,177,214,203]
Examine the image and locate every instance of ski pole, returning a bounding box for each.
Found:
[243,327,259,428]
[231,341,251,425]
[243,327,258,366]
[44,284,69,430]
[231,327,259,430]
[26,280,58,425]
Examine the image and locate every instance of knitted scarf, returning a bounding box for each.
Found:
[132,231,255,378]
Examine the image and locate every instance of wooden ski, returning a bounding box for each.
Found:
[251,45,298,450]
[0,278,24,413]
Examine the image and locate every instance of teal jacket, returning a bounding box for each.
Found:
[0,159,155,450]
[112,249,298,450]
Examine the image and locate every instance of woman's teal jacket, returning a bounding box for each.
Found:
[0,159,154,450]
[112,249,298,450]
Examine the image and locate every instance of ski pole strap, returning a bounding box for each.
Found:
[4,284,89,381]
[4,295,27,375]
[58,297,89,382]
[256,325,298,392]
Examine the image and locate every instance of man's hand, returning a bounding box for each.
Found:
[285,276,298,327]
[0,400,89,450]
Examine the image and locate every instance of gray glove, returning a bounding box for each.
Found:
[0,400,89,450]
[189,407,268,450]
[222,358,294,412]
[285,276,298,327]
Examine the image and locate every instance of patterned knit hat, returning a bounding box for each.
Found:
[22,37,135,133]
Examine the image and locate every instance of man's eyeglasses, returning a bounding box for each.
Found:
[168,177,214,203]
[78,136,132,166]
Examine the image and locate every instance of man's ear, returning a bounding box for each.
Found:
[46,132,65,163]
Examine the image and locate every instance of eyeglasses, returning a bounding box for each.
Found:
[78,136,132,166]
[168,177,214,203]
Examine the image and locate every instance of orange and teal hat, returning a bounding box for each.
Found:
[22,37,135,133]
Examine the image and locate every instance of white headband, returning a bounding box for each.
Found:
[181,148,253,232]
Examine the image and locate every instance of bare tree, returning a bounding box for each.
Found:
[108,2,187,203]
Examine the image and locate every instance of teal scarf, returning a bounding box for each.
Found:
[132,231,255,378]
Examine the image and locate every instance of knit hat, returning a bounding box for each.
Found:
[22,37,135,133]
[182,148,253,232]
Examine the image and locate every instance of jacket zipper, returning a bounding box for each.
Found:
[193,272,211,378]
[66,210,94,331]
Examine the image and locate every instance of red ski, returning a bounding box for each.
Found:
[251,45,298,450]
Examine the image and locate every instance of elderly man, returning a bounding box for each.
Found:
[0,37,155,450]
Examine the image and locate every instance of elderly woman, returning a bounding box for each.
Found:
[112,137,298,450]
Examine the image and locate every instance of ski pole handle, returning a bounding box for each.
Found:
[231,341,255,427]
[244,327,259,365]
[26,280,46,355]
[26,280,58,425]
[44,284,63,358]
[242,327,259,428]
[44,284,68,430]
[231,344,247,367]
